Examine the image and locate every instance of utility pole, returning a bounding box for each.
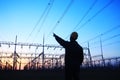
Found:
[88,42,92,67]
[42,35,45,68]
[100,35,105,66]
[13,35,17,70]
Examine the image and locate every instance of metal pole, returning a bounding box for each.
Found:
[88,42,92,67]
[100,35,105,66]
[13,35,17,70]
[42,35,45,68]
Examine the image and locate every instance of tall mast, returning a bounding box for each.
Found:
[13,35,17,70]
[42,35,45,68]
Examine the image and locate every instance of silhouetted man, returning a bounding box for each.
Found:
[53,32,84,80]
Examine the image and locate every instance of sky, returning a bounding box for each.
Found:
[0,0,120,59]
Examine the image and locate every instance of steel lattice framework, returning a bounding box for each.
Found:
[0,38,120,70]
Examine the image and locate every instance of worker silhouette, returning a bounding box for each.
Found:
[53,32,84,80]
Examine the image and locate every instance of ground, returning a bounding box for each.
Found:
[0,67,120,80]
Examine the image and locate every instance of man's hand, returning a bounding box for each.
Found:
[53,33,56,37]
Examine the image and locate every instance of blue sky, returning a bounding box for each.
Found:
[0,0,120,58]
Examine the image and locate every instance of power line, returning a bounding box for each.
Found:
[25,0,53,42]
[65,0,98,39]
[38,0,54,33]
[81,25,120,44]
[90,32,120,45]
[47,0,74,38]
[90,40,120,49]
[103,40,120,47]
[76,0,114,31]
[102,33,120,43]
[73,0,98,30]
[32,0,54,42]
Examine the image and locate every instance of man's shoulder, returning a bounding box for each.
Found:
[75,41,81,46]
[75,41,83,50]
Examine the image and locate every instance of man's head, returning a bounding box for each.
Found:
[70,32,78,41]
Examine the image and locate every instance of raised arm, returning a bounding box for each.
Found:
[53,33,68,48]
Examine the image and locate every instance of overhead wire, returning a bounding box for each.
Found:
[90,40,120,49]
[73,0,98,31]
[25,0,53,42]
[103,40,120,47]
[81,25,120,44]
[47,0,74,38]
[90,32,120,45]
[38,0,54,33]
[76,0,114,31]
[83,25,120,50]
[102,33,120,43]
[90,34,120,48]
[84,26,120,49]
[32,0,54,42]
[65,0,98,39]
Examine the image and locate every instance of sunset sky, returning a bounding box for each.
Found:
[0,0,120,59]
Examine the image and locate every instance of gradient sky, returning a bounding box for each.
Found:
[0,0,120,58]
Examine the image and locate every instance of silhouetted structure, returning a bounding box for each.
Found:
[53,32,84,80]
